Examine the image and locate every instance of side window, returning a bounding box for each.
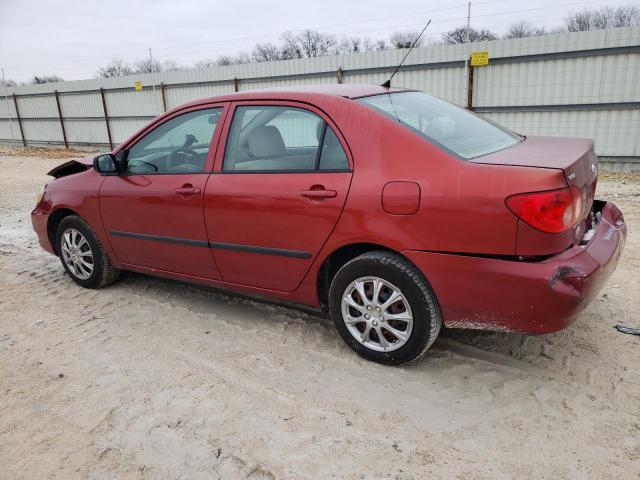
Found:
[223,106,349,172]
[126,108,222,174]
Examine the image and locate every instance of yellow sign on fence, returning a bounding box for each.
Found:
[134,80,142,91]
[470,51,489,66]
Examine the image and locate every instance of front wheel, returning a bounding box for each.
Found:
[56,215,121,289]
[329,251,442,365]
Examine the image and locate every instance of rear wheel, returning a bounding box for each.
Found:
[329,251,441,365]
[56,215,121,289]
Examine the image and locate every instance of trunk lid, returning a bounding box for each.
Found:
[470,135,596,174]
[472,135,599,244]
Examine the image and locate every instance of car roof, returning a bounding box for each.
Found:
[177,84,410,110]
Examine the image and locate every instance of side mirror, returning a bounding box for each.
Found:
[93,153,119,175]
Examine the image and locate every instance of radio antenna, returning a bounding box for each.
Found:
[381,19,432,88]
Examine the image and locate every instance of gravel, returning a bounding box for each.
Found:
[1,153,639,479]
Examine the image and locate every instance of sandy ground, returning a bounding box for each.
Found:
[0,152,639,480]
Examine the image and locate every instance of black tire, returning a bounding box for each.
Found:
[56,215,121,289]
[329,251,442,365]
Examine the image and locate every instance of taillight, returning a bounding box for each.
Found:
[506,187,583,234]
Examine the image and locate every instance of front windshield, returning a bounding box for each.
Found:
[357,91,521,159]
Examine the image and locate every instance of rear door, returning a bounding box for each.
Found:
[100,104,228,279]
[204,101,353,292]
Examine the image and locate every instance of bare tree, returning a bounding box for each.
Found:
[335,36,377,54]
[213,52,252,66]
[300,29,337,57]
[548,25,568,34]
[96,58,133,78]
[374,39,388,51]
[97,57,180,77]
[612,5,640,26]
[389,31,424,49]
[280,32,303,59]
[281,30,337,58]
[252,42,283,62]
[504,21,546,39]
[194,59,217,69]
[212,55,235,66]
[2,78,18,87]
[133,57,162,74]
[230,52,252,65]
[161,60,184,72]
[442,26,498,44]
[191,31,387,68]
[592,7,615,29]
[31,75,64,84]
[565,6,640,31]
[565,9,595,31]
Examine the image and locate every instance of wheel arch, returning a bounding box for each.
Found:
[47,208,80,255]
[316,242,414,307]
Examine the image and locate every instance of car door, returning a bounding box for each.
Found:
[100,104,228,279]
[204,102,353,292]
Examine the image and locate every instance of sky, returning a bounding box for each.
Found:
[0,0,637,82]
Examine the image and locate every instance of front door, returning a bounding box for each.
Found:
[100,105,226,279]
[204,103,353,292]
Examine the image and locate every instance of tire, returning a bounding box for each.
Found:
[329,251,442,365]
[56,215,121,289]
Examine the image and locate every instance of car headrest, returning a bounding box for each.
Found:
[248,126,285,158]
[424,116,456,142]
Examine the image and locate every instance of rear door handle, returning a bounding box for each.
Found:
[175,185,201,195]
[300,189,337,199]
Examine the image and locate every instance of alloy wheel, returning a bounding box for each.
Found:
[341,276,413,352]
[61,228,94,280]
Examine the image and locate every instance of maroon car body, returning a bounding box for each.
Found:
[31,84,626,363]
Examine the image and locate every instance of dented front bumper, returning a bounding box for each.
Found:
[31,203,56,256]
[403,201,626,333]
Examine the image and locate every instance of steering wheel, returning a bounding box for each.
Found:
[168,134,200,170]
[170,163,200,173]
[127,159,158,172]
[168,145,198,167]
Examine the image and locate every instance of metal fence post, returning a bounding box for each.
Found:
[160,82,168,112]
[54,90,68,148]
[12,93,26,147]
[233,77,239,92]
[99,88,114,150]
[466,57,474,110]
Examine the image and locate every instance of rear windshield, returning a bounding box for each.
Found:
[357,91,521,159]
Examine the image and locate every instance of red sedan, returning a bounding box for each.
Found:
[31,84,626,365]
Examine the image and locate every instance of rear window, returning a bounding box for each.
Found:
[357,91,521,159]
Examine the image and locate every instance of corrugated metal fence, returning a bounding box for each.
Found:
[1,27,639,169]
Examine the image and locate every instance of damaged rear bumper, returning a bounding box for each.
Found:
[403,201,626,333]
